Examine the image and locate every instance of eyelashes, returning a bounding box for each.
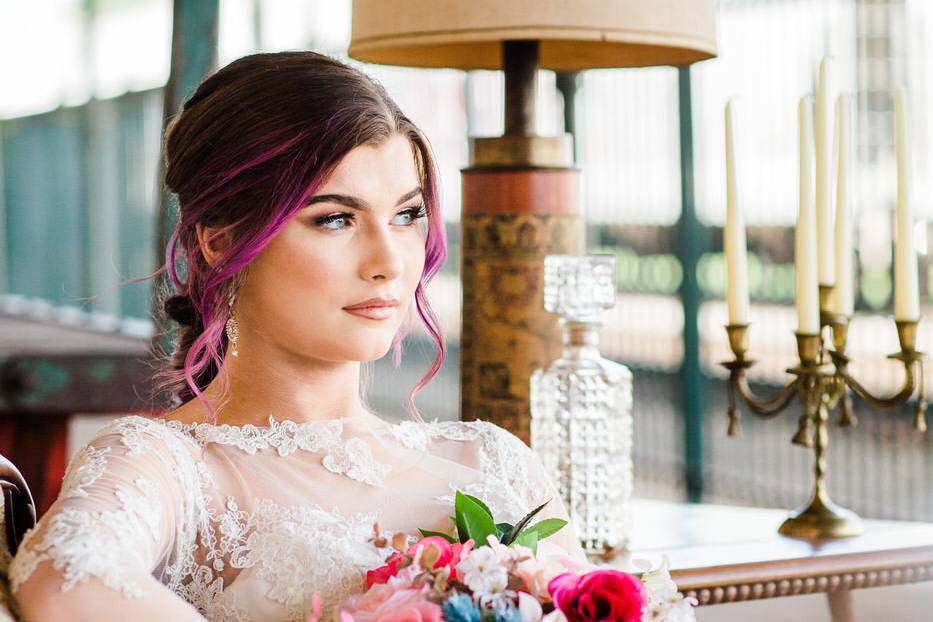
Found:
[314,205,428,231]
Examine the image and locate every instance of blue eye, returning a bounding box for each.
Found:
[394,205,428,226]
[315,213,353,230]
[314,205,427,231]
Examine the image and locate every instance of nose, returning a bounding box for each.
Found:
[360,222,406,282]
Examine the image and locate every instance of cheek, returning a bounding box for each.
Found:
[246,229,346,313]
[406,244,426,290]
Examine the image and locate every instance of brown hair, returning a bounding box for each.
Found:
[156,51,448,420]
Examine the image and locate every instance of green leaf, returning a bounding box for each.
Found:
[463,493,495,520]
[452,510,468,543]
[418,528,457,543]
[513,528,539,554]
[519,518,567,542]
[503,499,550,545]
[455,491,498,547]
[496,522,513,541]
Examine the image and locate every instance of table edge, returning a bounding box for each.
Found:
[670,545,933,605]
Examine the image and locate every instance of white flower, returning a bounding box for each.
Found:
[485,534,530,563]
[458,546,504,589]
[458,543,516,608]
[517,591,543,622]
[386,561,422,588]
[634,556,698,622]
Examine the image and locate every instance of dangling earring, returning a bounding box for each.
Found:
[225,289,239,358]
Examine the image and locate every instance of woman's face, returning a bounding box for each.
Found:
[236,133,428,364]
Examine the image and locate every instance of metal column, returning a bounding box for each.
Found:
[677,66,706,502]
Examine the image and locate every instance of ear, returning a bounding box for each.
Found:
[195,223,234,268]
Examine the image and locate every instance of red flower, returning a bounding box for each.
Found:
[366,551,405,589]
[548,569,646,622]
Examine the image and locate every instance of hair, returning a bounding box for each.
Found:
[155,51,448,422]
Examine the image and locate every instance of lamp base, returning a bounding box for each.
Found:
[778,494,863,540]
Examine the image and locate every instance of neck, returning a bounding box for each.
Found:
[176,342,372,427]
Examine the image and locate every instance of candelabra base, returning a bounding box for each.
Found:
[778,493,864,540]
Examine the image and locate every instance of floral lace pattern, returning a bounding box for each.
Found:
[164,416,393,487]
[9,415,553,622]
[59,445,110,499]
[10,476,163,598]
[163,417,345,457]
[389,418,484,450]
[243,498,389,622]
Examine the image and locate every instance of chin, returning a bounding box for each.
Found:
[343,341,395,363]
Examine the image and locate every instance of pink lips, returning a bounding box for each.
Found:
[343,298,399,320]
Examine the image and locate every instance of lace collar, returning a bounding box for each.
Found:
[153,415,490,488]
[158,415,392,487]
[161,415,346,454]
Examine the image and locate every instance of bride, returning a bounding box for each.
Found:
[9,51,587,621]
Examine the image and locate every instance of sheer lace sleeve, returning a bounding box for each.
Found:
[8,417,207,621]
[484,423,591,567]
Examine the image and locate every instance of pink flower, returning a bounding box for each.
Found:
[338,584,443,622]
[304,593,323,622]
[548,569,646,622]
[512,541,595,602]
[407,536,474,580]
[366,537,475,589]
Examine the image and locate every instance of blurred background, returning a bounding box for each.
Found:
[1,0,932,534]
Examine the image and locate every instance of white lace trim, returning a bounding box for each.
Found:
[181,493,398,622]
[60,445,110,499]
[161,416,393,487]
[161,416,344,456]
[9,476,163,598]
[389,418,484,451]
[176,564,248,622]
[244,497,387,622]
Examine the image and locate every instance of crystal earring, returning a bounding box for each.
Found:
[225,290,239,358]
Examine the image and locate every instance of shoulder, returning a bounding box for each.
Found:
[387,417,518,450]
[59,415,201,496]
[454,418,529,449]
[56,415,207,518]
[389,418,534,464]
[89,414,201,454]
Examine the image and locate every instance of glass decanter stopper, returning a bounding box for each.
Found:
[530,254,633,554]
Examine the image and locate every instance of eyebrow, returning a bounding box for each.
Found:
[306,187,423,212]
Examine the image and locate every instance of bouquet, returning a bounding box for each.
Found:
[306,492,695,622]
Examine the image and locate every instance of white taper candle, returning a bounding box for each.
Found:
[816,56,836,286]
[797,96,820,334]
[834,94,855,316]
[724,99,750,325]
[894,87,920,321]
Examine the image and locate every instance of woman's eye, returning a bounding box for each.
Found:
[393,205,428,226]
[314,213,354,230]
[314,205,427,231]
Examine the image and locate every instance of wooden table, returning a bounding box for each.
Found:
[592,499,933,622]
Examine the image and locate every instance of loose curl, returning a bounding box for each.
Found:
[154,51,448,422]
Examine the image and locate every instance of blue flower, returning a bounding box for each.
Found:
[442,593,481,622]
[492,604,523,622]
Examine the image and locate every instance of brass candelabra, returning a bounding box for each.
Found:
[723,285,928,539]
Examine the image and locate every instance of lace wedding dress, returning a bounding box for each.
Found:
[8,413,589,621]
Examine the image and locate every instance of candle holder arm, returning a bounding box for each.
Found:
[727,364,802,417]
[831,350,918,411]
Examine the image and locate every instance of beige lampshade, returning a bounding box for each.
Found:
[349,0,717,70]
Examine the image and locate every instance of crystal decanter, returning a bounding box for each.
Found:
[530,254,633,554]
